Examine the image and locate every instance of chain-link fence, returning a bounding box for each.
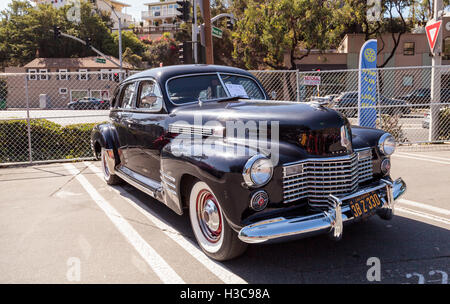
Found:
[0,67,449,165]
[252,66,450,146]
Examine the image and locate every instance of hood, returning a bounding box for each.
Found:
[169,100,352,157]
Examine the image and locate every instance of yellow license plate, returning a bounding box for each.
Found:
[348,191,382,218]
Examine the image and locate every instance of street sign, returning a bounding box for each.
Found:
[95,58,106,64]
[304,75,321,86]
[212,26,223,39]
[425,20,442,53]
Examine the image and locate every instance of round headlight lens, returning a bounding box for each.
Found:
[243,155,273,187]
[378,133,396,156]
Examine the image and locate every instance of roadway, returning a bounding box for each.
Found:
[0,150,448,284]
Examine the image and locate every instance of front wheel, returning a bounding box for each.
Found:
[189,181,247,261]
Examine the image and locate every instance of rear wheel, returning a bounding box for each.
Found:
[188,180,247,261]
[101,148,121,185]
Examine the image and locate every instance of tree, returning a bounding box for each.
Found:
[143,34,179,67]
[0,0,145,68]
[231,0,340,69]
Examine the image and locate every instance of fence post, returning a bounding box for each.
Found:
[296,70,300,102]
[376,68,381,125]
[24,74,32,163]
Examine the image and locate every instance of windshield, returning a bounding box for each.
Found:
[166,73,266,105]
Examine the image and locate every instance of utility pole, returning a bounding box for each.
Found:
[192,0,198,63]
[202,0,213,64]
[430,0,443,141]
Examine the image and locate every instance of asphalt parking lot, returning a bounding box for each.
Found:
[0,149,449,284]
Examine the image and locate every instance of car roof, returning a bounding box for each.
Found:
[124,64,256,83]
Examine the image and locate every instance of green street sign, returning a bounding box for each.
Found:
[212,26,223,39]
[96,58,106,64]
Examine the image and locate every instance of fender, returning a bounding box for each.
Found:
[91,123,120,165]
[160,138,265,231]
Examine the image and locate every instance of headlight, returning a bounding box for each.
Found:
[243,154,273,187]
[378,133,396,156]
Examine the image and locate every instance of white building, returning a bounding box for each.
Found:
[31,0,134,30]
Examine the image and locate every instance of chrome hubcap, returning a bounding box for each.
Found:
[202,199,220,231]
[196,189,222,243]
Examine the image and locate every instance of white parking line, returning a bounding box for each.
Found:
[393,153,450,165]
[63,164,185,284]
[397,199,450,217]
[84,162,247,284]
[396,206,450,227]
[395,152,450,162]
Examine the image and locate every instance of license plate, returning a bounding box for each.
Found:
[348,191,382,218]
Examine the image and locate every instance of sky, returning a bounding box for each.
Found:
[0,0,156,22]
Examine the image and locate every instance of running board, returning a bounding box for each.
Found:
[115,166,163,200]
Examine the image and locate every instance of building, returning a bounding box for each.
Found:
[31,0,134,30]
[4,57,134,108]
[287,32,432,71]
[137,0,182,40]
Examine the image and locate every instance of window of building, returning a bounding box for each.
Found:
[79,69,88,80]
[402,75,413,87]
[101,69,110,80]
[443,37,450,60]
[403,42,415,56]
[38,69,48,80]
[59,69,68,80]
[28,69,37,80]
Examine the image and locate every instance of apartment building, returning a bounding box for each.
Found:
[4,57,134,108]
[137,0,182,40]
[31,0,134,30]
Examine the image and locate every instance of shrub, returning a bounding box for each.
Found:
[0,119,97,163]
[377,114,407,143]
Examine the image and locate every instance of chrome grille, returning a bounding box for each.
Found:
[282,150,373,206]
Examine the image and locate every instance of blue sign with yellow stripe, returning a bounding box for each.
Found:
[358,39,377,128]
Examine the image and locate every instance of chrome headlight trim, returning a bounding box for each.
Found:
[378,133,396,156]
[243,154,273,187]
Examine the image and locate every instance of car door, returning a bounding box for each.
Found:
[125,79,166,181]
[110,81,137,167]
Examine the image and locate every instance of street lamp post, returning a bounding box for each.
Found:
[96,0,123,70]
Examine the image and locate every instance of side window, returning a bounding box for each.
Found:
[137,80,163,111]
[120,82,136,109]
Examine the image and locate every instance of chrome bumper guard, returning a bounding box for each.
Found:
[238,178,407,244]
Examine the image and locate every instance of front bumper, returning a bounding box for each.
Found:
[238,178,407,244]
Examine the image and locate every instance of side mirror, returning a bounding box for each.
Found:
[141,93,158,107]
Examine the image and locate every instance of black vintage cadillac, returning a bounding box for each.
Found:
[91,65,406,261]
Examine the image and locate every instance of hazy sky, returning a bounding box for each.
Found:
[0,0,157,22]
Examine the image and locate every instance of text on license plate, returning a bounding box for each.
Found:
[348,192,382,218]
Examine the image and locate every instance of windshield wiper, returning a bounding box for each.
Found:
[215,95,250,102]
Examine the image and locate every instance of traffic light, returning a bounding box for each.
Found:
[176,0,191,22]
[113,72,120,82]
[85,38,92,49]
[226,19,233,30]
[178,41,192,64]
[53,26,61,40]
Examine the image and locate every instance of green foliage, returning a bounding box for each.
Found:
[0,0,146,68]
[0,119,97,163]
[377,114,406,143]
[143,35,179,68]
[231,0,341,69]
[438,107,450,141]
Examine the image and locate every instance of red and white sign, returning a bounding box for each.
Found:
[425,20,442,52]
[304,75,321,86]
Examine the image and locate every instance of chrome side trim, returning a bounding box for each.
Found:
[238,178,406,244]
[115,166,162,199]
